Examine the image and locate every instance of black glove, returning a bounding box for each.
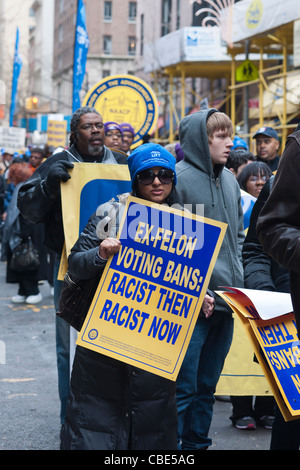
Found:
[45,160,74,193]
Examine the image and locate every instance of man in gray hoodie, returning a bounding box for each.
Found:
[175,109,244,450]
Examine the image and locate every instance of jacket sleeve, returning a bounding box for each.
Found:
[257,133,300,273]
[68,211,108,280]
[243,178,276,291]
[17,152,66,223]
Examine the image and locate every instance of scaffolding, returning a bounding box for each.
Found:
[152,20,297,152]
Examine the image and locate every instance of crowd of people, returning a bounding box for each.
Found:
[1,106,300,450]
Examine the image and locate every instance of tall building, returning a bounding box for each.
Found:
[28,0,55,114]
[52,0,137,115]
[0,0,34,125]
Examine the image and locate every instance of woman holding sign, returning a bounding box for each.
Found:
[60,143,214,450]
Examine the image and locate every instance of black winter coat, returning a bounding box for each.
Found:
[17,145,128,254]
[60,195,177,450]
[257,130,300,336]
[243,177,289,293]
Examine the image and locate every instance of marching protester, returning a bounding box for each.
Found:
[257,125,300,338]
[28,147,44,174]
[230,160,273,430]
[237,161,272,199]
[60,142,214,450]
[17,107,128,425]
[253,126,280,172]
[104,121,124,151]
[1,158,43,304]
[242,174,300,448]
[0,149,13,176]
[120,122,135,154]
[175,109,244,450]
[59,143,178,450]
[225,149,255,178]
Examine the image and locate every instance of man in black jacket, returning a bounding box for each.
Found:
[17,106,128,424]
[243,176,300,449]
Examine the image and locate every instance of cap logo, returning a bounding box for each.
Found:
[151,150,161,158]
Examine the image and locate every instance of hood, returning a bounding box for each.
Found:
[179,108,219,176]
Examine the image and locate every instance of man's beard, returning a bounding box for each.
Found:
[87,142,104,156]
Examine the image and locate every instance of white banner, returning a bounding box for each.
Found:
[221,0,300,44]
[0,126,26,151]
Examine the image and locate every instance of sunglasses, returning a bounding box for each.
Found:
[136,168,174,185]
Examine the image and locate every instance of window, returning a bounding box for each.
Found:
[161,0,172,36]
[140,14,144,55]
[59,0,64,14]
[104,1,112,21]
[176,0,180,29]
[58,24,63,43]
[129,2,137,22]
[128,36,136,56]
[103,70,111,78]
[103,35,112,55]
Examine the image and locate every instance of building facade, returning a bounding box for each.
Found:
[0,0,34,125]
[52,0,137,115]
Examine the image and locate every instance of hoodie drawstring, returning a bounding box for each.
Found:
[210,175,227,208]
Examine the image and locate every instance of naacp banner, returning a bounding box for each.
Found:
[217,287,300,421]
[77,196,227,381]
[59,162,131,278]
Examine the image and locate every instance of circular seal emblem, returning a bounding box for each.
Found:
[246,0,263,30]
[82,74,158,148]
[88,329,98,341]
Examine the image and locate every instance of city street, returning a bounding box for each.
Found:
[0,259,272,451]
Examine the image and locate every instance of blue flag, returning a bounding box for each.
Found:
[73,0,89,113]
[10,28,22,126]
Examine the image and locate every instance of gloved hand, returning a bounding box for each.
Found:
[45,160,74,193]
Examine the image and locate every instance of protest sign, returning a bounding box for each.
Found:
[77,195,227,381]
[59,162,131,279]
[0,126,25,151]
[47,120,67,148]
[216,314,270,397]
[240,189,256,232]
[217,287,300,421]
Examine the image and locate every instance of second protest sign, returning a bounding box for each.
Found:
[77,196,227,381]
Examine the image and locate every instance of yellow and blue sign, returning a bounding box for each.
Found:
[241,189,256,232]
[82,75,158,148]
[77,196,227,381]
[59,163,131,278]
[218,288,300,420]
[246,0,263,29]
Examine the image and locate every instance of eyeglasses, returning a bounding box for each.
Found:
[248,175,268,183]
[80,123,103,131]
[136,169,174,185]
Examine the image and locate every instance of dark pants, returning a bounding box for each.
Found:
[271,405,300,450]
[18,279,39,296]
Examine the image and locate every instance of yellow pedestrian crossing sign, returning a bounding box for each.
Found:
[236,60,259,82]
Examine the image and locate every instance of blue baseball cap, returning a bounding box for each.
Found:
[127,143,177,188]
[232,136,248,150]
[253,127,279,140]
